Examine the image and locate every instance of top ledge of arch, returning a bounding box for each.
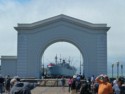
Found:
[0,56,17,60]
[14,14,110,31]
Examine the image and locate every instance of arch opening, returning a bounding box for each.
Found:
[40,41,84,78]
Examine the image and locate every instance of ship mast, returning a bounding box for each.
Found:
[55,54,58,64]
[60,54,62,63]
[68,56,70,65]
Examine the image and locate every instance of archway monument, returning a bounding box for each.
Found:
[14,14,110,78]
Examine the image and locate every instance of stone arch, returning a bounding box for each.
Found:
[14,14,110,78]
[38,38,86,75]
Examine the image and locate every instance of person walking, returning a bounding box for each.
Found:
[5,75,11,94]
[112,79,120,94]
[76,75,81,93]
[79,81,92,94]
[70,75,77,94]
[91,75,95,85]
[116,77,125,94]
[68,77,73,92]
[0,75,4,94]
[61,76,65,89]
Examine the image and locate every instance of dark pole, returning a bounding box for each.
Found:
[112,64,114,78]
[43,64,44,76]
[42,54,44,78]
[122,65,124,76]
[121,64,123,76]
[55,55,57,64]
[82,57,84,77]
[80,60,81,75]
[46,68,47,76]
[117,62,119,78]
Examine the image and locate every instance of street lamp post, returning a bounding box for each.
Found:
[80,60,81,75]
[82,61,85,77]
[117,62,119,78]
[112,64,114,78]
[41,64,44,76]
[121,64,123,76]
[43,64,44,76]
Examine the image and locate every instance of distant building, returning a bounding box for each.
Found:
[1,56,17,77]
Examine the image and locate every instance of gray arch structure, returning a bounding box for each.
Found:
[1,14,110,78]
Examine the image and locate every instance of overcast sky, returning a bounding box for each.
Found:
[0,0,125,76]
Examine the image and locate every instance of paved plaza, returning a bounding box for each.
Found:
[31,87,70,94]
[2,87,69,94]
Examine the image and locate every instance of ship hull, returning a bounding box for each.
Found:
[47,65,76,77]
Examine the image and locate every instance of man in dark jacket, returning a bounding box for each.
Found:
[5,75,11,93]
[10,77,38,94]
[0,75,4,94]
[118,77,125,94]
[79,81,92,94]
[10,82,36,94]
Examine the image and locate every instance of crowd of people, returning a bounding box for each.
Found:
[66,74,125,94]
[0,74,125,94]
[0,75,38,94]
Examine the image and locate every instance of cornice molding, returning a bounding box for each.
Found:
[14,14,110,31]
[1,56,17,60]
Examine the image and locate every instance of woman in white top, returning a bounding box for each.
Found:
[112,80,120,94]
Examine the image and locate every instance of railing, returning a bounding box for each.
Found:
[21,79,69,87]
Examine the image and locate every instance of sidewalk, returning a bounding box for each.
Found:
[31,87,70,94]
